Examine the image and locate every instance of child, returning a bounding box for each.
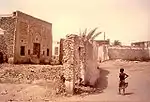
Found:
[119,68,129,95]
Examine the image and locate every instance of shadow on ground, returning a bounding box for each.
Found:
[95,68,109,90]
[74,68,109,96]
[124,92,134,96]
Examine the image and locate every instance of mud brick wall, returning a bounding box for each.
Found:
[84,40,100,86]
[0,17,16,59]
[108,47,150,61]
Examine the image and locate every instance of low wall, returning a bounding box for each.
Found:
[108,47,150,61]
[0,64,64,94]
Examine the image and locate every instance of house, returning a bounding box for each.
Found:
[0,11,52,64]
[131,41,150,48]
[95,39,110,46]
[52,41,60,56]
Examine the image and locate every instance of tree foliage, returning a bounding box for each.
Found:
[79,28,102,41]
[113,40,122,46]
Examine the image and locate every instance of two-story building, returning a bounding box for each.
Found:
[0,11,52,64]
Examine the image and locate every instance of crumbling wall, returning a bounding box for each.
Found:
[0,17,16,61]
[108,46,150,61]
[62,35,76,94]
[84,40,100,86]
[62,34,100,94]
[0,64,64,94]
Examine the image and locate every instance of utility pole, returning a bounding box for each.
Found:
[104,32,105,40]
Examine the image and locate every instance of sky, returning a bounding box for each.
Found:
[0,0,149,45]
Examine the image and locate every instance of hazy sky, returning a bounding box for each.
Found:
[0,0,149,45]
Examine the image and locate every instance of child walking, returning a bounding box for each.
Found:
[119,68,129,95]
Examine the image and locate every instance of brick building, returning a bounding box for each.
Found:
[0,11,52,64]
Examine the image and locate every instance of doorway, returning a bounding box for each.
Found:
[33,43,40,58]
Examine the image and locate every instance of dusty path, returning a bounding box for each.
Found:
[57,60,150,102]
[0,61,149,102]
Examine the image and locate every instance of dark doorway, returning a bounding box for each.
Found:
[20,46,25,56]
[47,49,49,56]
[0,52,3,63]
[33,43,40,58]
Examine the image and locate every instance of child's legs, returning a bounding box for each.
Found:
[119,87,122,94]
[123,88,125,94]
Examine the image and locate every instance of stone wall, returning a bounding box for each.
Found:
[0,34,7,62]
[59,39,65,64]
[0,64,64,94]
[14,11,52,64]
[108,46,150,61]
[62,35,77,94]
[0,16,16,60]
[62,34,100,94]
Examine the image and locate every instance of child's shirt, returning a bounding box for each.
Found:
[119,73,127,81]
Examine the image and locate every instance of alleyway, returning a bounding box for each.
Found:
[57,60,150,102]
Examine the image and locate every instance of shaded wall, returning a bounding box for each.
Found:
[59,39,64,64]
[84,41,100,86]
[108,47,150,61]
[0,34,7,62]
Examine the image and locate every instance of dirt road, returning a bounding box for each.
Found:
[0,61,150,102]
[57,60,150,102]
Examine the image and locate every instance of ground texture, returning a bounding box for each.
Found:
[0,60,150,102]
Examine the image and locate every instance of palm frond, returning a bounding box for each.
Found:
[91,32,102,40]
[86,27,98,40]
[82,28,87,37]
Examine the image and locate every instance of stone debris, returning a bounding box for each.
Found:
[0,64,65,95]
[1,89,8,95]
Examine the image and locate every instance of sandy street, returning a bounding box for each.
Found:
[57,60,150,102]
[0,60,150,102]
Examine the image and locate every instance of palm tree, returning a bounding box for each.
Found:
[113,40,122,46]
[79,28,102,41]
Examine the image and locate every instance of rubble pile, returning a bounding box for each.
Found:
[0,64,64,92]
